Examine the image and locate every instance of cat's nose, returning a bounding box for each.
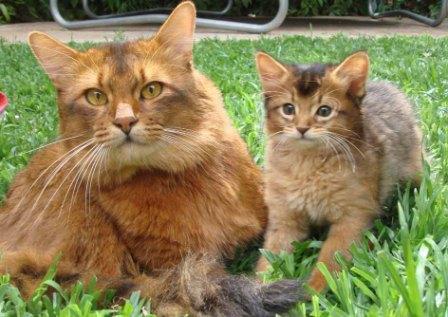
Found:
[113,116,138,134]
[297,127,310,135]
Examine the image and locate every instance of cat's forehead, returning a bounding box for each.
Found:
[288,63,333,97]
[83,40,155,73]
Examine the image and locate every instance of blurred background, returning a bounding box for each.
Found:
[0,0,440,24]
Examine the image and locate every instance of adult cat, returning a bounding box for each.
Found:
[0,3,300,316]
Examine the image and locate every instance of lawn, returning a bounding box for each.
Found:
[0,35,448,316]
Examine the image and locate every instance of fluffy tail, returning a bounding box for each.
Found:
[137,255,304,316]
[0,252,303,316]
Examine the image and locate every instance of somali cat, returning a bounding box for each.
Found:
[0,3,301,316]
[255,51,423,292]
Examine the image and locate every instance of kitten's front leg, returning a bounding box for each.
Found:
[257,209,309,273]
[307,214,374,292]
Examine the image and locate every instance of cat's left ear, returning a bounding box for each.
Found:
[153,1,196,64]
[333,51,369,98]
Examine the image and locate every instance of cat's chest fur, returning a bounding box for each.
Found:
[266,154,368,225]
[97,167,256,270]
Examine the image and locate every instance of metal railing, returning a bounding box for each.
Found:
[50,0,289,33]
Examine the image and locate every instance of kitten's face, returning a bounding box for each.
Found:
[257,52,369,151]
[28,3,214,172]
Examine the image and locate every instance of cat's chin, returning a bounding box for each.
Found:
[105,140,206,174]
[290,137,320,150]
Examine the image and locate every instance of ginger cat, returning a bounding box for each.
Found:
[0,3,301,316]
[255,51,423,292]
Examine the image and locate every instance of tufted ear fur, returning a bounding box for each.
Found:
[333,51,369,98]
[255,52,289,94]
[28,31,80,87]
[153,1,196,65]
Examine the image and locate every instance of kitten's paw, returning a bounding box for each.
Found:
[307,270,328,293]
[255,257,271,274]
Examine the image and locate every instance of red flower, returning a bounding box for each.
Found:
[0,92,8,115]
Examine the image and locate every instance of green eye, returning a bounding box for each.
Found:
[316,105,332,117]
[86,89,107,106]
[282,103,295,116]
[141,82,163,99]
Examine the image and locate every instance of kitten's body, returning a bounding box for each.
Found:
[0,4,301,316]
[255,52,422,292]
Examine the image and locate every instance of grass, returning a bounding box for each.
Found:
[1,34,448,316]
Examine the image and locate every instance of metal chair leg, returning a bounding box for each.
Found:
[368,0,447,27]
[50,0,288,33]
[82,0,234,19]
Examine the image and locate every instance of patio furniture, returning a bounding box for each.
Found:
[368,0,448,27]
[82,0,234,19]
[50,0,288,33]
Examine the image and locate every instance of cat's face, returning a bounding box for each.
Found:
[256,52,369,151]
[28,3,216,173]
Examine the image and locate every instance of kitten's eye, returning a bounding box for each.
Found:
[86,89,107,106]
[141,82,163,99]
[316,105,332,117]
[282,103,295,116]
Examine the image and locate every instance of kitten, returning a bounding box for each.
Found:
[0,3,301,315]
[255,51,423,292]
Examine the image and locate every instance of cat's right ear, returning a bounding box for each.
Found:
[28,32,79,86]
[255,52,289,93]
[333,51,369,98]
[153,1,196,65]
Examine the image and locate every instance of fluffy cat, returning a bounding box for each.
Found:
[255,51,423,292]
[0,3,301,315]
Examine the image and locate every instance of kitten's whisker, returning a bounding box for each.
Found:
[321,136,342,171]
[322,87,345,96]
[327,131,366,158]
[323,133,356,172]
[267,131,284,138]
[323,96,342,108]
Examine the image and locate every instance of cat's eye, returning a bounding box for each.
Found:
[316,105,332,117]
[141,82,163,99]
[86,89,107,106]
[282,103,295,116]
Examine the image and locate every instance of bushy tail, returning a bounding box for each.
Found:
[0,252,303,316]
[149,255,304,316]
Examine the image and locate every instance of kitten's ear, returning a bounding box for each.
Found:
[154,1,196,63]
[333,51,369,97]
[28,32,79,86]
[255,52,289,92]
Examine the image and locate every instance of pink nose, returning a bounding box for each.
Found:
[113,116,138,134]
[297,127,310,135]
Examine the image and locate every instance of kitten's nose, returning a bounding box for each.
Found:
[297,127,310,135]
[113,116,138,134]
